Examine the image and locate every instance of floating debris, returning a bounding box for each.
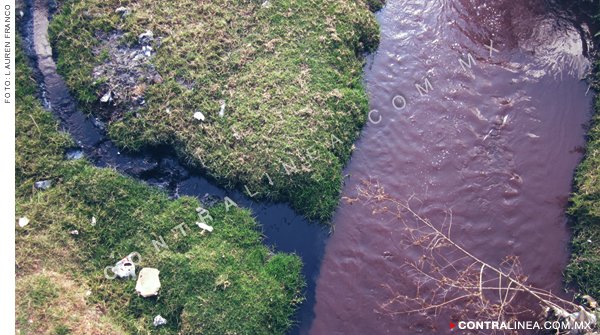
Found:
[193,111,205,121]
[200,193,221,207]
[34,180,52,190]
[153,315,167,327]
[18,217,29,227]
[93,118,106,130]
[112,253,137,279]
[136,268,161,297]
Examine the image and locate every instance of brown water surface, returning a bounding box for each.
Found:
[311,0,593,334]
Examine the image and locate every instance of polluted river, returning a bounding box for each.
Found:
[312,0,593,334]
[22,0,594,334]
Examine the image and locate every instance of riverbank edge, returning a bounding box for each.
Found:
[565,1,600,300]
[46,0,382,223]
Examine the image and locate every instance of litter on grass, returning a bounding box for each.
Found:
[136,267,161,297]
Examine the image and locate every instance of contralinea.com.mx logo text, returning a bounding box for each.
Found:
[449,320,594,331]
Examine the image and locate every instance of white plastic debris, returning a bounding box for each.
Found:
[34,180,52,190]
[153,315,167,327]
[112,253,137,279]
[18,217,29,227]
[115,7,131,17]
[138,30,154,45]
[136,268,161,297]
[100,91,113,103]
[196,221,214,233]
[91,216,97,226]
[69,230,79,235]
[142,45,153,57]
[193,111,205,121]
[219,101,226,117]
[85,290,92,297]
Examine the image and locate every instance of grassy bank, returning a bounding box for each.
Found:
[48,0,380,222]
[565,1,600,298]
[15,41,304,334]
[566,68,600,296]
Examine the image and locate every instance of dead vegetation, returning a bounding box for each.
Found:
[346,179,599,334]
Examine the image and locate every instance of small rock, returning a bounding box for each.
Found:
[136,268,161,297]
[18,217,29,227]
[138,30,154,45]
[153,315,167,327]
[34,180,52,190]
[115,7,131,17]
[193,111,205,121]
[69,230,79,235]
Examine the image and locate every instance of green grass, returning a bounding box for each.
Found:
[565,0,600,298]
[48,0,380,222]
[566,75,600,296]
[16,40,304,334]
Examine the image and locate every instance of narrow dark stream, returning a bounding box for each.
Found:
[21,0,327,334]
[311,0,593,334]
